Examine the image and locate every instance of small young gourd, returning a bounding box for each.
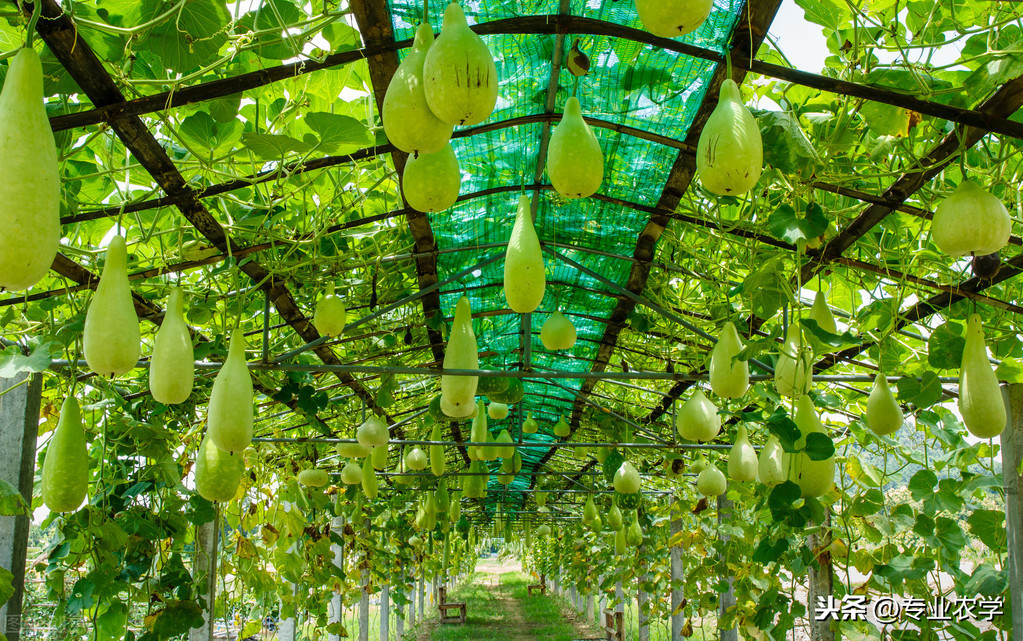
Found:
[931,181,1011,257]
[504,194,546,313]
[774,328,812,398]
[613,460,641,494]
[341,459,364,485]
[635,0,713,38]
[382,21,453,154]
[313,284,347,337]
[808,290,838,335]
[626,511,644,547]
[150,287,194,405]
[696,80,762,196]
[727,425,757,482]
[405,446,429,471]
[607,502,624,530]
[194,434,245,502]
[547,96,604,199]
[523,412,538,434]
[757,434,785,486]
[677,389,721,442]
[0,48,60,292]
[709,321,748,399]
[84,235,141,378]
[207,329,254,453]
[41,397,88,513]
[541,310,577,350]
[423,3,498,126]
[402,143,461,213]
[496,429,515,459]
[865,374,903,436]
[696,464,727,497]
[552,414,571,438]
[959,313,1006,438]
[487,402,509,420]
[440,296,479,418]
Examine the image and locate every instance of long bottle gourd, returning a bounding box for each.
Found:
[83,235,140,378]
[150,287,194,404]
[440,296,479,418]
[959,313,1006,438]
[547,96,603,199]
[41,396,88,513]
[194,433,245,502]
[382,21,453,154]
[774,328,812,397]
[0,48,60,291]
[423,3,498,126]
[784,395,835,498]
[504,194,546,313]
[709,321,749,399]
[208,329,254,452]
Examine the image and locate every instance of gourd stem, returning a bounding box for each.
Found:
[572,75,579,97]
[23,0,41,49]
[423,0,428,24]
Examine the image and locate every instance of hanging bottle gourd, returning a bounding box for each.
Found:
[430,423,446,476]
[757,434,785,486]
[626,511,643,547]
[959,313,1006,438]
[496,429,515,459]
[402,142,461,213]
[774,327,812,397]
[0,47,60,291]
[696,79,762,196]
[382,21,453,154]
[727,425,757,482]
[541,310,577,350]
[297,468,328,487]
[357,415,390,448]
[547,96,603,199]
[696,462,727,497]
[208,329,254,452]
[808,290,838,335]
[313,283,347,337]
[635,0,713,38]
[677,389,721,442]
[504,194,546,313]
[341,459,364,485]
[523,412,538,434]
[84,235,141,378]
[371,441,390,471]
[468,399,487,461]
[552,414,570,437]
[613,460,641,494]
[865,374,903,436]
[709,321,749,399]
[487,402,509,420]
[423,2,498,126]
[405,445,429,471]
[362,457,379,499]
[194,434,245,503]
[150,286,194,405]
[41,396,88,513]
[440,296,479,418]
[784,395,835,498]
[931,181,1011,257]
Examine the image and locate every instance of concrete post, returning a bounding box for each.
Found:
[329,515,345,641]
[586,588,595,623]
[1003,384,1023,641]
[615,581,624,616]
[638,567,650,641]
[808,509,835,641]
[396,591,405,640]
[188,515,219,641]
[278,582,298,641]
[359,558,370,641]
[417,574,425,622]
[671,495,684,641]
[717,494,737,641]
[0,373,41,641]
[380,583,390,641]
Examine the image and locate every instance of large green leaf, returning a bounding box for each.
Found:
[241,132,313,159]
[758,111,822,178]
[927,321,965,370]
[142,0,230,73]
[303,112,373,151]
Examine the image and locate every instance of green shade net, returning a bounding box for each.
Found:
[386,0,746,513]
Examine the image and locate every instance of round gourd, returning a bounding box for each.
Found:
[150,287,194,405]
[207,329,254,452]
[0,48,60,292]
[635,0,713,38]
[522,412,538,434]
[931,181,1011,257]
[960,313,1006,438]
[489,377,524,404]
[298,468,328,487]
[504,194,546,313]
[487,402,509,420]
[357,415,390,448]
[727,425,757,482]
[677,389,721,442]
[613,461,641,494]
[337,441,371,458]
[547,96,603,199]
[340,460,364,485]
[402,143,461,213]
[540,311,577,350]
[696,464,726,497]
[440,296,479,418]
[552,414,570,438]
[382,22,453,154]
[709,321,748,399]
[865,373,903,436]
[405,446,429,471]
[696,79,762,196]
[84,235,141,378]
[423,3,498,126]
[478,376,509,396]
[536,524,551,537]
[194,434,245,503]
[313,285,347,338]
[41,397,88,513]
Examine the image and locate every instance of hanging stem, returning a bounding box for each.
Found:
[23,0,41,49]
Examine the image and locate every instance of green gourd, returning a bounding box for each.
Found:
[535,490,548,507]
[589,513,602,533]
[402,143,461,213]
[149,287,194,404]
[371,441,390,471]
[727,425,757,482]
[0,48,60,291]
[540,311,577,350]
[696,464,726,497]
[552,414,570,437]
[536,524,551,537]
[607,502,624,531]
[405,446,429,471]
[337,441,371,458]
[626,512,643,547]
[357,415,390,448]
[523,412,538,434]
[449,490,462,521]
[677,389,721,442]
[313,284,347,337]
[298,468,328,487]
[478,375,510,396]
[959,313,1006,438]
[808,290,838,335]
[464,461,484,498]
[422,3,498,126]
[194,434,244,503]
[435,478,450,512]
[208,329,253,452]
[341,459,363,485]
[487,402,509,419]
[709,321,748,399]
[41,397,88,513]
[504,194,546,313]
[865,374,903,436]
[430,423,447,476]
[382,21,453,154]
[696,79,762,196]
[774,328,812,398]
[635,0,713,37]
[582,495,597,524]
[614,527,627,556]
[469,399,488,460]
[511,451,522,473]
[757,434,785,486]
[362,457,378,499]
[785,395,835,498]
[84,235,140,378]
[547,96,603,199]
[441,296,479,417]
[613,461,641,494]
[931,181,1011,257]
[489,377,524,404]
[496,429,514,459]
[480,430,500,462]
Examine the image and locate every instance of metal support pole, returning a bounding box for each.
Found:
[1003,384,1023,641]
[808,509,835,641]
[380,583,390,641]
[0,372,41,641]
[188,514,219,641]
[717,494,737,641]
[671,495,685,641]
[329,515,345,641]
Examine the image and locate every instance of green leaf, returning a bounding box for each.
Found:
[927,322,965,370]
[803,432,835,461]
[907,469,938,501]
[964,563,1007,597]
[178,112,243,152]
[150,600,205,638]
[794,0,847,29]
[768,203,829,245]
[757,111,823,178]
[896,371,944,408]
[751,536,790,564]
[967,510,1007,553]
[799,318,860,351]
[303,112,373,151]
[849,489,884,517]
[241,132,312,159]
[765,407,801,452]
[996,357,1023,383]
[143,0,230,73]
[0,478,27,516]
[875,554,934,587]
[0,565,13,607]
[743,260,790,321]
[185,495,216,525]
[934,516,967,556]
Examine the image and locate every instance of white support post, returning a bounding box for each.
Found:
[638,565,650,641]
[808,509,835,641]
[417,574,425,622]
[380,583,390,641]
[359,557,370,641]
[586,588,595,623]
[598,574,607,617]
[615,581,624,616]
[396,592,405,640]
[188,515,219,641]
[278,582,298,641]
[329,515,345,641]
[0,372,41,641]
[1003,384,1023,641]
[671,495,684,641]
[409,583,416,626]
[717,494,737,641]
